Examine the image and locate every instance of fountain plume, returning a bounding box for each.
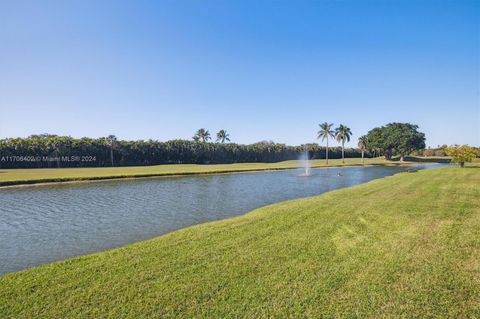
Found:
[299,145,311,176]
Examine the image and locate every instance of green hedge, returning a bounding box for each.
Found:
[0,136,364,168]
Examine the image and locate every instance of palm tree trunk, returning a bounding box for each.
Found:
[326,138,329,164]
[342,140,345,163]
[361,149,364,164]
[110,147,114,166]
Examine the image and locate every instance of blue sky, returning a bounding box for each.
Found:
[1,0,478,147]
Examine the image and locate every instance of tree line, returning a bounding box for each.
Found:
[2,122,472,168]
[0,134,363,168]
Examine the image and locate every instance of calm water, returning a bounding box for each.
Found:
[0,164,441,274]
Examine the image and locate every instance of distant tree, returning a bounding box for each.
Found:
[107,135,117,166]
[421,144,449,157]
[28,133,58,139]
[216,130,230,143]
[317,122,335,164]
[365,123,425,161]
[255,140,275,145]
[445,145,477,167]
[358,135,367,164]
[434,149,447,157]
[335,124,352,163]
[193,129,211,143]
[423,148,435,157]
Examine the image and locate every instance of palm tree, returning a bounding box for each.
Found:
[107,135,117,166]
[317,122,335,164]
[335,125,352,163]
[358,135,367,164]
[193,129,211,143]
[216,130,230,143]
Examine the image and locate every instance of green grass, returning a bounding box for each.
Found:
[1,166,479,318]
[0,157,443,187]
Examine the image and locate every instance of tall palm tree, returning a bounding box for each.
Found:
[358,135,367,164]
[193,129,211,143]
[335,125,352,163]
[216,130,230,143]
[317,122,335,164]
[107,135,117,166]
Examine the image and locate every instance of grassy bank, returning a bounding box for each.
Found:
[0,157,443,187]
[1,166,479,318]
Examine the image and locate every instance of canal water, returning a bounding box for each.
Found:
[0,164,442,274]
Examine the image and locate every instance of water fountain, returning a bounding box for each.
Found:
[299,145,311,176]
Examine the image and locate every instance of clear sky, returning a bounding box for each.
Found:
[1,0,479,147]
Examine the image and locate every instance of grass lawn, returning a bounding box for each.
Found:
[1,166,479,318]
[0,157,446,187]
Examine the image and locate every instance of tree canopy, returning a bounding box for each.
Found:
[193,129,211,143]
[445,145,477,167]
[216,130,230,143]
[365,123,426,160]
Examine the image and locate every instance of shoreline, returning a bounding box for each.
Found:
[0,161,422,189]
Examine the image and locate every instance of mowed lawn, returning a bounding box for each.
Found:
[1,166,479,318]
[0,157,421,186]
